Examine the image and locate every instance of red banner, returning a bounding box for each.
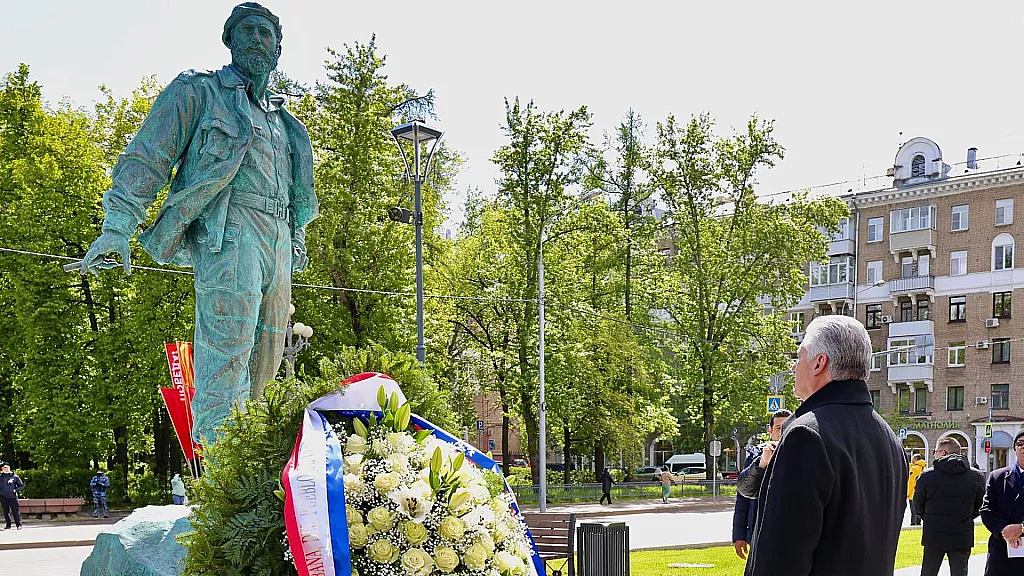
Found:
[162,342,201,460]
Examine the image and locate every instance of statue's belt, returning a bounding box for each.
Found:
[228,188,291,222]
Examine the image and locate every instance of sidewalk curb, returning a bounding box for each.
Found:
[0,539,95,551]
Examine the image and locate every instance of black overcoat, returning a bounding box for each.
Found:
[744,379,908,576]
[979,465,1024,575]
[913,454,985,551]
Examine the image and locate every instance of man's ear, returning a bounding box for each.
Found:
[812,353,829,376]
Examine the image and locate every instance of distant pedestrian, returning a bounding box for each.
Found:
[658,466,673,503]
[979,429,1024,575]
[0,463,24,530]
[171,473,186,506]
[90,469,110,518]
[908,454,927,526]
[734,409,792,559]
[913,437,984,576]
[599,468,615,505]
[744,315,907,576]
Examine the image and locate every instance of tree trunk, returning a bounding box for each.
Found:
[593,444,604,482]
[154,406,168,485]
[563,425,572,484]
[500,388,510,479]
[114,426,129,503]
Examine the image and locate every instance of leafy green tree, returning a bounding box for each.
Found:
[650,113,849,476]
[289,38,457,368]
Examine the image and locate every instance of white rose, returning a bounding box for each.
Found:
[400,548,435,576]
[386,453,409,474]
[495,550,526,575]
[387,432,413,452]
[345,434,367,454]
[344,473,364,493]
[347,509,364,526]
[343,454,364,475]
[374,472,401,495]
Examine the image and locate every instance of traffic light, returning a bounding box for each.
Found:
[984,440,992,454]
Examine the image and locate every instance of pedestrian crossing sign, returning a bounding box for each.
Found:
[766,395,784,415]
[984,423,993,438]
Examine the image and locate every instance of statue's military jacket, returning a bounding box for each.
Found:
[100,65,317,267]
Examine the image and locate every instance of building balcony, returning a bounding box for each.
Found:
[887,363,934,383]
[807,282,855,302]
[889,275,934,295]
[827,238,856,256]
[889,228,935,254]
[888,320,934,338]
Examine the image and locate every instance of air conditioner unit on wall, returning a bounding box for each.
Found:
[881,315,894,324]
[975,340,990,350]
[975,396,988,405]
[986,318,1000,328]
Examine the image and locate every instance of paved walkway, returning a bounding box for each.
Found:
[894,553,987,575]
[519,495,733,517]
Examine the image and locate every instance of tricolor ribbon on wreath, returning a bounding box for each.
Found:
[282,372,544,576]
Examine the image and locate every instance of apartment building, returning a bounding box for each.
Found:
[790,137,1023,472]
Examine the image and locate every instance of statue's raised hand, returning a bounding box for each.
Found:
[80,231,132,276]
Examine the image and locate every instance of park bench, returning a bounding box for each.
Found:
[17,498,84,519]
[523,512,576,576]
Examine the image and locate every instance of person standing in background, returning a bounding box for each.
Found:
[908,454,927,526]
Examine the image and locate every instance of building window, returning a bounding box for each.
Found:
[993,235,1014,271]
[867,217,884,242]
[950,251,967,276]
[899,300,913,322]
[789,312,805,334]
[993,292,1012,319]
[916,298,929,321]
[890,205,936,233]
[889,338,930,366]
[866,304,883,329]
[946,386,965,411]
[951,204,969,231]
[870,390,881,412]
[809,257,852,286]
[949,296,966,322]
[831,219,850,241]
[992,338,1010,364]
[866,260,883,286]
[911,154,926,178]
[914,385,927,414]
[996,198,1014,226]
[871,347,883,371]
[918,253,930,276]
[991,384,1010,410]
[948,342,966,367]
[898,387,911,414]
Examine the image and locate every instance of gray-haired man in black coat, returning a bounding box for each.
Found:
[744,315,907,576]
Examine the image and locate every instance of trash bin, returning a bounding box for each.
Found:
[576,521,629,576]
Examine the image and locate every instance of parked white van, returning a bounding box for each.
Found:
[652,453,722,481]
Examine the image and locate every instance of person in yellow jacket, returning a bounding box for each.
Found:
[908,454,926,525]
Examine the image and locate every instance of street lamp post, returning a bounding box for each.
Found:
[391,120,443,365]
[283,303,314,378]
[538,189,601,512]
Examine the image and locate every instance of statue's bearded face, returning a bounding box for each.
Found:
[229,15,280,78]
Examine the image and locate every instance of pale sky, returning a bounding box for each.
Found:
[5,1,1024,223]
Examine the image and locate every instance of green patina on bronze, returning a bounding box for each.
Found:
[78,2,317,444]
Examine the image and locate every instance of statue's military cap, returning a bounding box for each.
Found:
[222,2,282,48]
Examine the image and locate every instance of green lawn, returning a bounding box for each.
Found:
[630,524,990,575]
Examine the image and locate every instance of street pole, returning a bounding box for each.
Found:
[413,123,425,365]
[538,224,547,512]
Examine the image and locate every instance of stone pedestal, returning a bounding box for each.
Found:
[81,505,191,576]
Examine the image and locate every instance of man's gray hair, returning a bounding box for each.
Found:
[801,315,872,381]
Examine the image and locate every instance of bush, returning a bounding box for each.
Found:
[505,466,532,485]
[18,468,94,500]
